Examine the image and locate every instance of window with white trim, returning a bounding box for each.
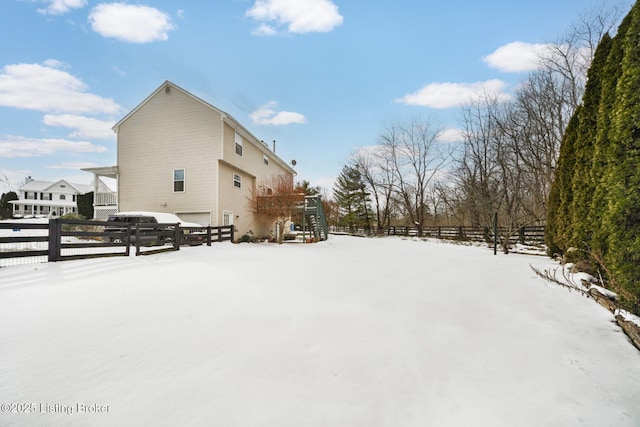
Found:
[174,169,185,192]
[234,131,243,156]
[223,211,233,226]
[233,173,242,189]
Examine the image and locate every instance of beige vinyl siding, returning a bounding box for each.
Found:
[117,86,222,215]
[115,81,296,241]
[219,122,296,238]
[221,123,274,176]
[217,162,258,237]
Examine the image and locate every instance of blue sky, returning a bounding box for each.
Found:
[0,0,630,193]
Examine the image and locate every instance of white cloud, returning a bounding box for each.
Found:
[0,62,122,114]
[43,114,116,139]
[47,161,99,170]
[437,127,465,143]
[482,41,556,73]
[112,66,126,77]
[246,0,343,35]
[251,101,307,125]
[37,0,87,15]
[395,79,511,109]
[43,59,70,69]
[252,24,278,37]
[88,3,175,43]
[0,135,107,158]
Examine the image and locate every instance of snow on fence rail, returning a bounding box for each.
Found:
[330,225,546,245]
[0,219,235,268]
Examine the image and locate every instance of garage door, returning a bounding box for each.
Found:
[176,212,211,226]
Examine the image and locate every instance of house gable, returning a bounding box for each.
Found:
[114,80,297,237]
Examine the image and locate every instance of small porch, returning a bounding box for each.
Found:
[82,166,118,220]
[10,199,77,218]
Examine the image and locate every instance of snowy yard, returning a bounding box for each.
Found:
[1,235,639,427]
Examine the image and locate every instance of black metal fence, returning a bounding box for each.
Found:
[0,219,235,267]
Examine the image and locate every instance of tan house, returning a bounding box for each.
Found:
[110,81,296,238]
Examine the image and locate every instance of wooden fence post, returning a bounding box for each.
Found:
[135,223,141,256]
[174,224,180,251]
[206,226,212,246]
[493,212,498,256]
[48,219,61,262]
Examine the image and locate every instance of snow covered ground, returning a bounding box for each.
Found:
[1,235,639,427]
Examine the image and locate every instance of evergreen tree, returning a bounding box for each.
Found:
[600,1,640,308]
[294,180,320,196]
[546,112,580,255]
[569,33,612,252]
[77,192,94,219]
[0,191,18,219]
[333,165,372,231]
[588,13,633,258]
[548,2,640,309]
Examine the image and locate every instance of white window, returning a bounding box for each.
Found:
[223,211,233,226]
[263,154,269,165]
[233,173,242,189]
[60,195,66,200]
[174,169,185,192]
[234,131,243,156]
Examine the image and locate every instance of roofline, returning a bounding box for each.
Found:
[112,81,227,132]
[221,115,296,176]
[42,179,83,193]
[112,81,296,176]
[82,165,118,179]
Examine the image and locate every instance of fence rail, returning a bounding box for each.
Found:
[330,225,546,245]
[1,220,235,268]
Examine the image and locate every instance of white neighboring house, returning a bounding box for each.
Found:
[10,177,116,219]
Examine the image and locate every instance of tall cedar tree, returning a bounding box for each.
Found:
[569,33,612,250]
[588,12,632,257]
[601,1,640,308]
[548,2,640,308]
[546,111,580,255]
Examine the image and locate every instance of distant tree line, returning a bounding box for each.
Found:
[546,1,640,311]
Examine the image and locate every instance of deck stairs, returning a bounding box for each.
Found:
[300,196,329,241]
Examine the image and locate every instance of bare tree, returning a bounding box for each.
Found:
[539,0,630,109]
[350,147,396,231]
[379,116,449,236]
[249,174,302,244]
[455,96,504,227]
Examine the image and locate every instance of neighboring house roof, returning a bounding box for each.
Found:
[19,180,55,192]
[112,80,296,176]
[20,179,84,193]
[17,178,109,194]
